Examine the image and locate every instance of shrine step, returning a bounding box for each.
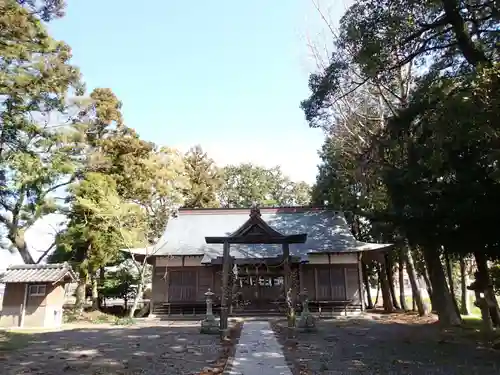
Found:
[153,303,207,316]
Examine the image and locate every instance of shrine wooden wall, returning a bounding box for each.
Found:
[150,253,362,305]
[303,253,362,303]
[300,264,360,302]
[152,255,219,303]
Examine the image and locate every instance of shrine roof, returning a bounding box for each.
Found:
[133,207,392,262]
[0,262,77,284]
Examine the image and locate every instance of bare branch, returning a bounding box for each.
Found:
[35,242,56,264]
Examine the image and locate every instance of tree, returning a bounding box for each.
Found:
[86,195,161,318]
[289,181,311,206]
[61,174,154,317]
[301,0,500,323]
[80,128,188,314]
[219,163,311,208]
[1,0,84,263]
[95,130,188,242]
[182,145,221,208]
[50,173,127,309]
[101,266,140,311]
[380,66,500,326]
[15,0,67,21]
[140,147,188,242]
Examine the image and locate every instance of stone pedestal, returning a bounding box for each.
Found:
[297,288,316,332]
[201,289,220,334]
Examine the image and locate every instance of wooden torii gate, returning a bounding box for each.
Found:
[205,206,307,334]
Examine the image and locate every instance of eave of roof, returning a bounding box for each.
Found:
[205,233,308,244]
[178,206,329,215]
[0,262,77,284]
[128,207,393,261]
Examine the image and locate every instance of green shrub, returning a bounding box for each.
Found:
[113,316,135,326]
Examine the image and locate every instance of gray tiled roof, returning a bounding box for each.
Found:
[145,208,391,262]
[0,262,77,283]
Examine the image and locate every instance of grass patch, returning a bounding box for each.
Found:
[0,330,33,352]
[113,316,136,326]
[438,314,500,349]
[461,315,483,328]
[64,308,135,326]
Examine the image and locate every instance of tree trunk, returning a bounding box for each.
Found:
[421,266,435,309]
[229,272,237,314]
[398,248,408,311]
[444,250,461,319]
[374,277,380,306]
[422,247,461,326]
[75,278,86,313]
[385,255,400,309]
[8,232,35,264]
[220,242,231,336]
[129,277,144,319]
[403,246,428,316]
[98,267,105,310]
[441,0,491,67]
[473,251,500,327]
[90,275,99,311]
[379,263,394,313]
[412,290,416,311]
[362,262,374,309]
[459,255,469,315]
[474,290,493,334]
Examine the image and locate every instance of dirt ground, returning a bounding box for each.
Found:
[272,314,500,375]
[0,319,238,375]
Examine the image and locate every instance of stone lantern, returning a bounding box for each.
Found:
[297,288,316,332]
[200,288,219,334]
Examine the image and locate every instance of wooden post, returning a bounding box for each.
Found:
[220,241,231,336]
[314,267,318,300]
[343,267,348,300]
[283,243,296,328]
[299,263,304,292]
[328,254,333,299]
[195,268,200,301]
[357,253,365,312]
[20,283,28,328]
[149,299,154,318]
[165,268,170,303]
[283,243,290,299]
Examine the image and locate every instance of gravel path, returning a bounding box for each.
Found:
[272,315,500,375]
[0,320,227,375]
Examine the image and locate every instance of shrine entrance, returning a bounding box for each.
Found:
[205,206,308,330]
[235,270,285,310]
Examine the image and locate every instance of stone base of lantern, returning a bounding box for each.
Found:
[200,315,220,334]
[296,312,316,332]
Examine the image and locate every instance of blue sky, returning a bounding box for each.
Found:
[1,0,351,268]
[45,0,351,183]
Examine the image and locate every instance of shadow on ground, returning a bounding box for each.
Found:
[0,321,222,375]
[273,316,500,375]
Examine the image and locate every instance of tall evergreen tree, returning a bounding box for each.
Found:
[302,0,500,326]
[0,0,84,263]
[183,145,221,208]
[219,163,311,208]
